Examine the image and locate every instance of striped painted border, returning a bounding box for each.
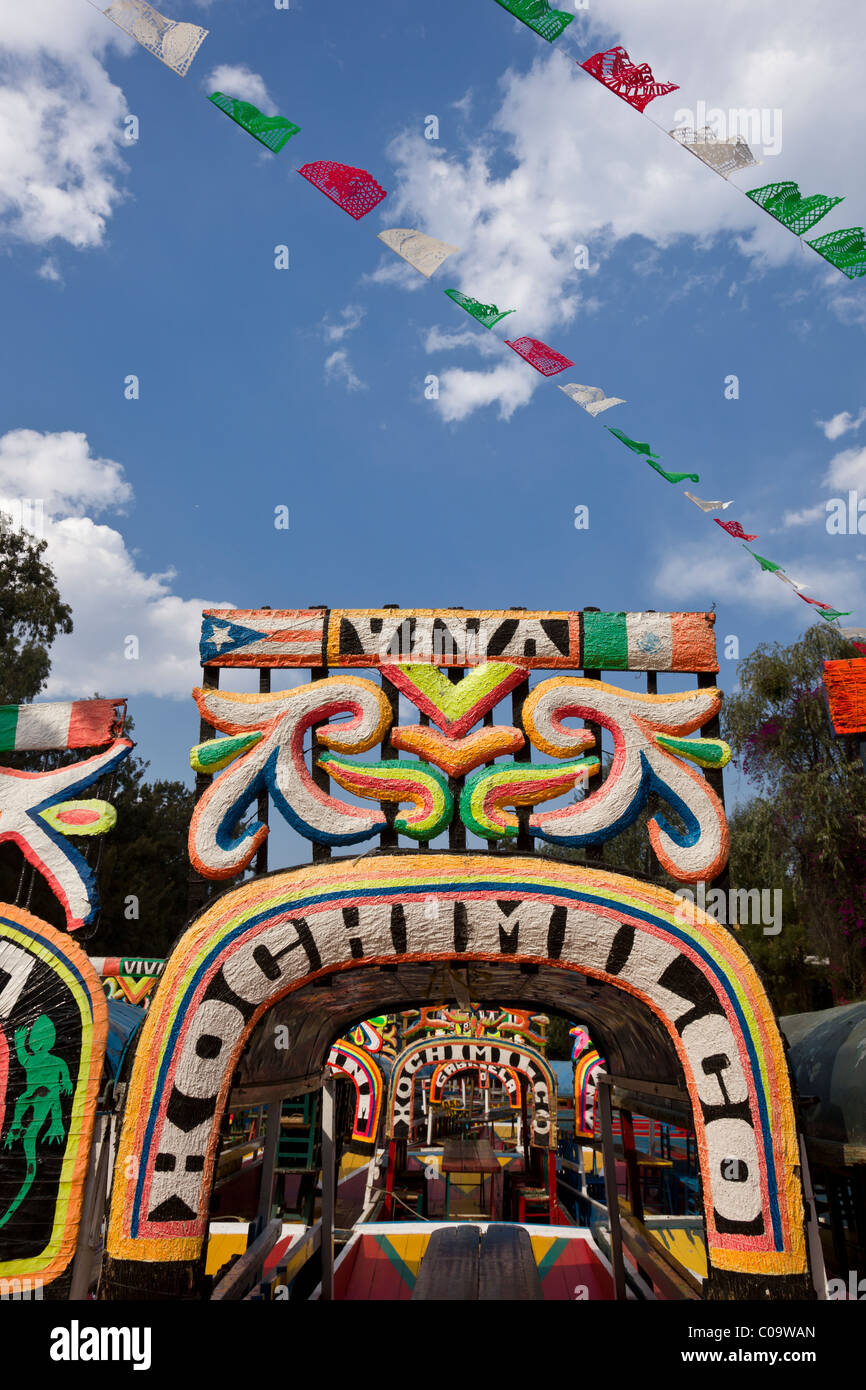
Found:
[105,855,804,1281]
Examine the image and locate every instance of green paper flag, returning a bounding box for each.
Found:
[817,607,854,623]
[807,227,866,279]
[746,181,844,236]
[647,458,700,485]
[493,0,574,43]
[208,92,300,152]
[743,545,782,573]
[606,428,659,458]
[444,289,515,329]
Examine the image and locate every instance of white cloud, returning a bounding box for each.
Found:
[37,257,62,284]
[436,363,536,423]
[0,429,132,517]
[818,410,866,442]
[824,446,866,493]
[321,304,365,343]
[424,325,503,357]
[0,0,131,250]
[0,429,229,698]
[324,349,366,392]
[362,257,428,293]
[783,503,825,528]
[378,0,866,419]
[203,63,275,114]
[654,538,863,615]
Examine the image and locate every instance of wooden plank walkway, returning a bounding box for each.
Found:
[410,1225,480,1301]
[478,1225,543,1301]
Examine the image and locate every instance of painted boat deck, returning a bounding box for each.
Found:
[330,1222,619,1301]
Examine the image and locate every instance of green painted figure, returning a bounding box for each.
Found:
[0,1015,72,1229]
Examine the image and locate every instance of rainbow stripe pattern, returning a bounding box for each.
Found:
[104,855,806,1286]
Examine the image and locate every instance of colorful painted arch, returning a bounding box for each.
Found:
[428,1059,522,1108]
[100,853,808,1299]
[573,1047,605,1135]
[0,904,107,1292]
[388,1035,556,1144]
[327,1037,384,1147]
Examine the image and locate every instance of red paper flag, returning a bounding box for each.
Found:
[505,336,574,376]
[714,519,758,541]
[580,46,679,114]
[298,162,387,220]
[798,593,834,609]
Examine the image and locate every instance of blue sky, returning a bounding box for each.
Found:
[1,0,865,831]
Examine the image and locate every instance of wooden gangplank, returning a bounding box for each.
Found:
[411,1224,544,1301]
[478,1225,543,1301]
[411,1225,480,1301]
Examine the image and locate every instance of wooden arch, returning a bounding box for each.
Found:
[388,1036,555,1144]
[326,1037,384,1151]
[428,1060,521,1108]
[100,853,809,1300]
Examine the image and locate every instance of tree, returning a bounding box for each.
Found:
[84,731,196,957]
[723,623,866,1004]
[726,797,833,1014]
[0,514,194,956]
[0,516,72,703]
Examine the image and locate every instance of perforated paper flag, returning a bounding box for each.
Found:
[817,607,854,622]
[444,289,515,329]
[299,162,387,220]
[807,227,866,279]
[606,427,659,459]
[581,46,679,113]
[715,519,758,541]
[208,93,300,152]
[647,459,700,485]
[775,570,806,591]
[747,181,843,236]
[558,383,626,416]
[743,546,782,573]
[685,492,734,513]
[378,229,459,278]
[671,127,760,180]
[798,593,836,610]
[493,0,574,43]
[101,1,208,76]
[505,336,574,376]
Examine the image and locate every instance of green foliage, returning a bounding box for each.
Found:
[545,1014,573,1060]
[0,518,72,703]
[723,624,866,1004]
[89,756,195,957]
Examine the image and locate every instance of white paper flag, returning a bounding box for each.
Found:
[670,127,761,180]
[558,383,626,416]
[102,1,208,77]
[378,229,460,279]
[684,492,734,513]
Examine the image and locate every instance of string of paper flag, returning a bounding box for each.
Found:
[82,0,858,625]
